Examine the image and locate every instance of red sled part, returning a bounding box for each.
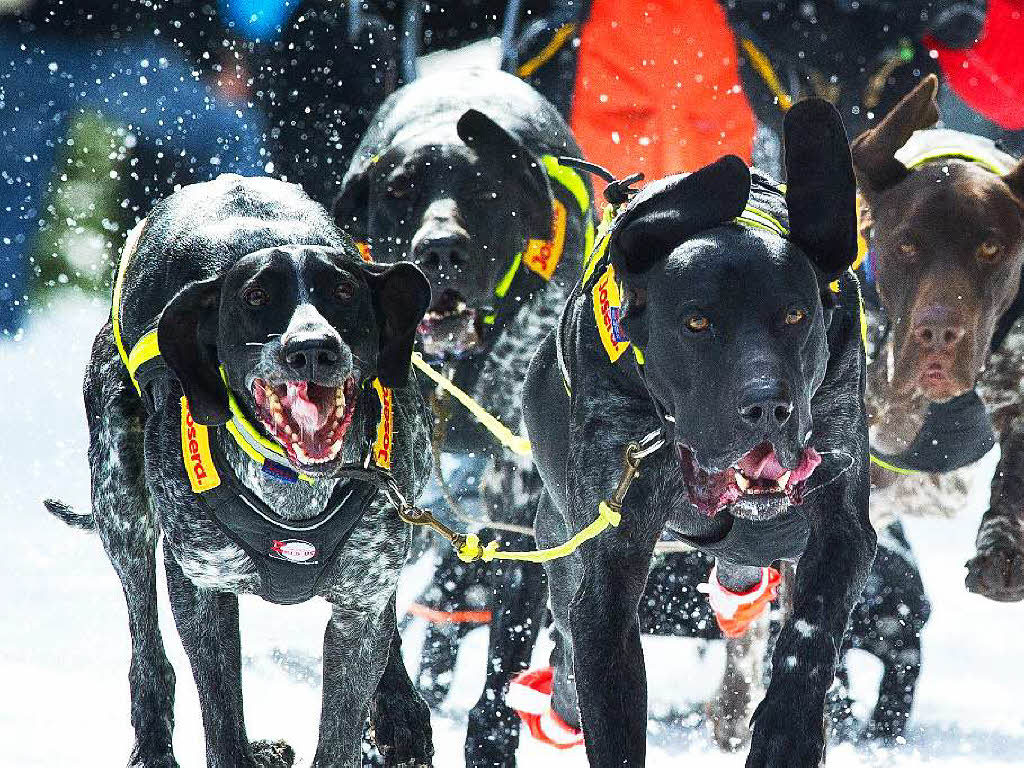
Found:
[507,667,584,749]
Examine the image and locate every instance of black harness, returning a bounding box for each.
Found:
[199,431,381,605]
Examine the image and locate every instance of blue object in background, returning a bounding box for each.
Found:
[218,0,297,41]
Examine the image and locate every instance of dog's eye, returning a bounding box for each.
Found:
[685,315,710,333]
[977,240,1003,263]
[335,280,355,301]
[785,308,807,326]
[244,287,269,307]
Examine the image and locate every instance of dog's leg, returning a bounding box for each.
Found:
[845,521,929,742]
[745,466,875,767]
[464,549,547,768]
[707,561,770,753]
[539,490,663,768]
[967,413,1024,601]
[315,591,402,768]
[368,599,434,768]
[85,330,178,768]
[164,548,287,768]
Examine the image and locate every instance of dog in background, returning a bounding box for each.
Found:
[334,67,595,715]
[44,175,435,768]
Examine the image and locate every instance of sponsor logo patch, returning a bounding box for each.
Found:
[180,396,221,493]
[592,264,631,362]
[355,241,373,263]
[270,539,318,564]
[523,199,567,281]
[372,379,394,470]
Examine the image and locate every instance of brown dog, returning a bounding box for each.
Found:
[852,74,1024,602]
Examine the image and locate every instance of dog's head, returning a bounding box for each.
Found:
[608,100,857,520]
[334,109,554,360]
[853,74,1024,402]
[157,244,430,475]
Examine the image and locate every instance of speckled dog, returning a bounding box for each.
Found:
[515,101,875,768]
[44,175,435,768]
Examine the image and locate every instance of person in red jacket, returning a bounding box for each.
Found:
[510,0,757,180]
[928,0,1024,153]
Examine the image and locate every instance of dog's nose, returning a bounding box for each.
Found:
[738,384,794,429]
[913,321,967,352]
[413,233,470,274]
[282,334,342,380]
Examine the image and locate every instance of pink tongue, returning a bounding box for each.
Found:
[791,448,822,483]
[282,382,329,435]
[736,443,786,480]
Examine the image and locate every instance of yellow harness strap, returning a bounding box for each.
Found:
[455,501,621,563]
[411,353,532,457]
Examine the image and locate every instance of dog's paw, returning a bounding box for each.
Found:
[369,692,434,767]
[745,695,826,768]
[966,543,1024,602]
[250,739,296,768]
[463,700,519,768]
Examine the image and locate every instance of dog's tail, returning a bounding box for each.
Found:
[43,498,96,531]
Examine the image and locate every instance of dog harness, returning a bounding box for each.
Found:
[111,220,397,604]
[863,130,1020,475]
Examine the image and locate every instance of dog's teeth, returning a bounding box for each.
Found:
[735,472,750,492]
[777,471,792,489]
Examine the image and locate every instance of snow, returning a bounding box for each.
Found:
[3,292,1024,766]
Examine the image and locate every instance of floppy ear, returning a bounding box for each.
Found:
[157,274,230,425]
[333,163,371,241]
[363,262,431,388]
[457,109,554,240]
[1004,159,1024,203]
[611,155,751,277]
[784,99,858,282]
[850,74,940,192]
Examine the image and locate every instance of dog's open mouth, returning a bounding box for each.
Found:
[417,288,482,360]
[251,378,358,466]
[678,442,822,517]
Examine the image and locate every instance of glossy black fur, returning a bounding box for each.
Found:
[45,176,435,768]
[502,102,876,768]
[333,68,594,741]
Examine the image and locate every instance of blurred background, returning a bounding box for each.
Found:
[2,1,1023,765]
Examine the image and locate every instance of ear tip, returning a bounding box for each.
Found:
[456,109,490,141]
[784,98,845,137]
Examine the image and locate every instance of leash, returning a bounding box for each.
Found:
[412,352,533,457]
[383,428,666,564]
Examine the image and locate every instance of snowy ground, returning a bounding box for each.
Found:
[3,292,1024,767]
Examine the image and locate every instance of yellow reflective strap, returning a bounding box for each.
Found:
[541,154,591,215]
[494,251,523,299]
[457,500,621,563]
[126,330,160,383]
[111,219,149,394]
[517,23,578,78]
[581,231,611,286]
[740,38,793,112]
[870,453,918,475]
[411,353,532,457]
[904,150,1005,175]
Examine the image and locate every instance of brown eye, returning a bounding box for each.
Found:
[978,240,1002,263]
[335,280,355,300]
[685,315,710,333]
[785,307,807,326]
[244,286,268,307]
[899,242,917,259]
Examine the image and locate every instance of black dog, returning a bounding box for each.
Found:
[508,100,875,767]
[44,175,436,767]
[334,67,594,708]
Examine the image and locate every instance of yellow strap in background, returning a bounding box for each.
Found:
[456,501,621,563]
[411,353,533,457]
[741,38,793,112]
[517,23,578,79]
[870,453,919,476]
